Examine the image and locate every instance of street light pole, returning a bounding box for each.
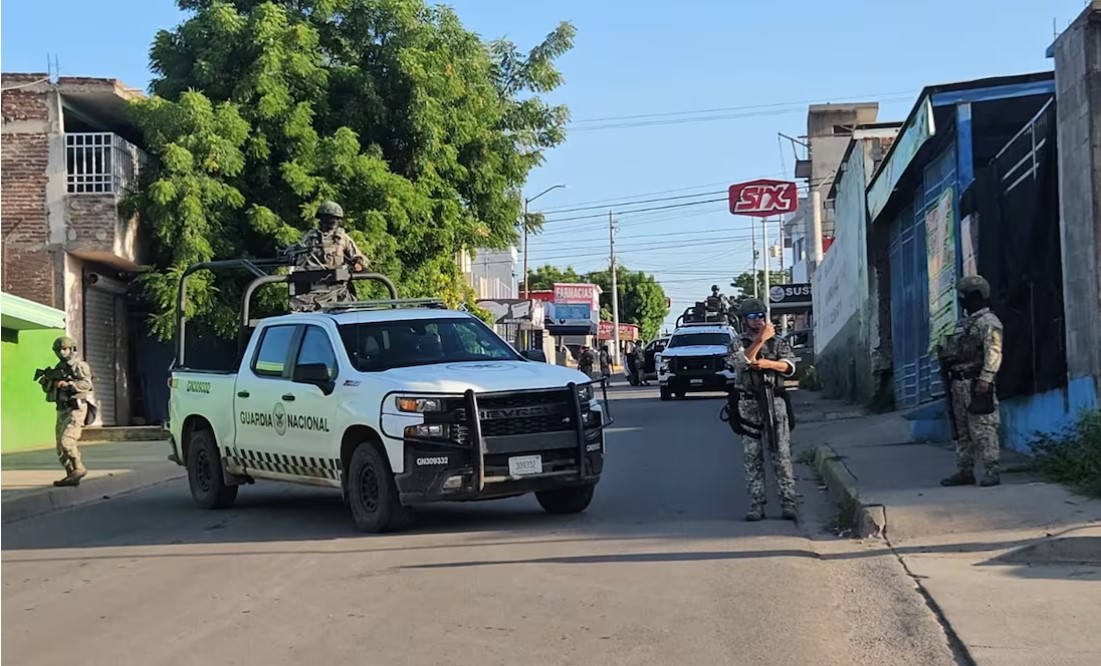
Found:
[522,184,566,299]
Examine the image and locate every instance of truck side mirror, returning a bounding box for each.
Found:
[520,349,548,363]
[293,363,335,395]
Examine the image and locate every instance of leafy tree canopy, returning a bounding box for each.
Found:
[729,269,792,309]
[130,0,575,338]
[524,264,581,292]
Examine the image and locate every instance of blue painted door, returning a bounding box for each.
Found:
[889,146,958,408]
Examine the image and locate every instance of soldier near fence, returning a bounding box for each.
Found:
[937,275,1004,487]
[34,336,96,487]
[725,298,798,521]
[286,201,369,311]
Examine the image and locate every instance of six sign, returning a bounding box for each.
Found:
[728,179,799,217]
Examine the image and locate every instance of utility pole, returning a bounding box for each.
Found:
[751,217,758,298]
[609,210,621,365]
[522,184,566,299]
[762,216,771,320]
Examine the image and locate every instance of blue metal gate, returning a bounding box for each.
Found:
[889,146,957,408]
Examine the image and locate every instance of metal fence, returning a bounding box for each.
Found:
[995,99,1054,195]
[65,132,146,194]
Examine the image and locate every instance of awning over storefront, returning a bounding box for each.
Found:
[0,292,66,331]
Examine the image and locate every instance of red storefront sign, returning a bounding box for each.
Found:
[597,321,639,341]
[553,282,600,305]
[728,179,799,217]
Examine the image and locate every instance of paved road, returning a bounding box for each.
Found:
[3,386,959,665]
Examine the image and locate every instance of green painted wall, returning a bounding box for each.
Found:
[2,328,63,452]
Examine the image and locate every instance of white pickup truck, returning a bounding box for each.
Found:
[167,263,607,533]
[656,324,738,401]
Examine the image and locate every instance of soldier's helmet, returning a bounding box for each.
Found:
[711,284,720,293]
[52,336,77,353]
[738,298,767,316]
[956,275,991,299]
[317,201,344,219]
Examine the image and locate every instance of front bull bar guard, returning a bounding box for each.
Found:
[461,379,614,492]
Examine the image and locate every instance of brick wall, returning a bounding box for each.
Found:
[1,79,55,306]
[67,195,121,250]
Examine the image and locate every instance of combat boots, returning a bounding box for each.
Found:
[745,505,765,522]
[780,503,797,521]
[53,465,87,487]
[980,472,1001,487]
[940,470,976,486]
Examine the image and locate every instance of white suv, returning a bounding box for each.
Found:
[656,324,737,401]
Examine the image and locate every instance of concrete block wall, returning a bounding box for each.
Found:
[1053,2,1101,411]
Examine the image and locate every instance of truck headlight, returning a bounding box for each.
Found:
[396,396,446,413]
[659,357,671,372]
[577,384,594,403]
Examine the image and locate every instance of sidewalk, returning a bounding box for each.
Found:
[1,440,184,523]
[790,390,1101,666]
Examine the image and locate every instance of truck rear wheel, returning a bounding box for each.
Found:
[536,484,595,515]
[347,442,411,533]
[186,428,238,510]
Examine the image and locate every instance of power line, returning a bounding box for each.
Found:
[567,96,914,132]
[541,196,727,225]
[568,89,916,125]
[539,190,726,216]
[539,175,785,213]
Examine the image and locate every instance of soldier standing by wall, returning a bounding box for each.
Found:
[35,337,96,487]
[726,298,798,521]
[937,275,1004,487]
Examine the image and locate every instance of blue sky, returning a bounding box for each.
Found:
[2,0,1088,331]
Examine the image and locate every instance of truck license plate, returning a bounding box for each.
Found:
[508,455,543,477]
[691,379,704,385]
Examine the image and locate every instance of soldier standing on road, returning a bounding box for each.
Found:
[578,346,596,377]
[938,275,1004,487]
[287,201,369,311]
[599,346,611,379]
[38,337,96,487]
[726,298,798,521]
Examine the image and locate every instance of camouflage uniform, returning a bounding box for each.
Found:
[40,337,95,486]
[939,275,1004,486]
[288,201,368,311]
[727,330,798,519]
[578,348,596,377]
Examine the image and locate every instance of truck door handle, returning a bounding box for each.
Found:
[237,390,250,398]
[281,393,296,401]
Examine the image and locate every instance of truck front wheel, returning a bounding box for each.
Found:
[347,442,411,533]
[186,428,238,510]
[536,484,595,515]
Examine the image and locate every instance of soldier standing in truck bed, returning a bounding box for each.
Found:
[288,201,369,310]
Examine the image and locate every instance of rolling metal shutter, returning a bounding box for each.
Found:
[84,275,128,426]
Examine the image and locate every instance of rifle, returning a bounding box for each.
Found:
[34,366,65,403]
[936,336,961,440]
[720,375,779,452]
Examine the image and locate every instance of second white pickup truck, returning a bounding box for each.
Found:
[167,264,608,533]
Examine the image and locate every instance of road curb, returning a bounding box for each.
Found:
[813,444,886,539]
[1,463,185,524]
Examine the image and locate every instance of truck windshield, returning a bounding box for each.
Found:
[338,317,522,371]
[667,332,730,348]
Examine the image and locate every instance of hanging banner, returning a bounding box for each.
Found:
[926,188,958,351]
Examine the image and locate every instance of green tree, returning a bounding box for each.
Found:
[729,269,791,309]
[584,266,669,342]
[130,0,575,339]
[524,264,581,292]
